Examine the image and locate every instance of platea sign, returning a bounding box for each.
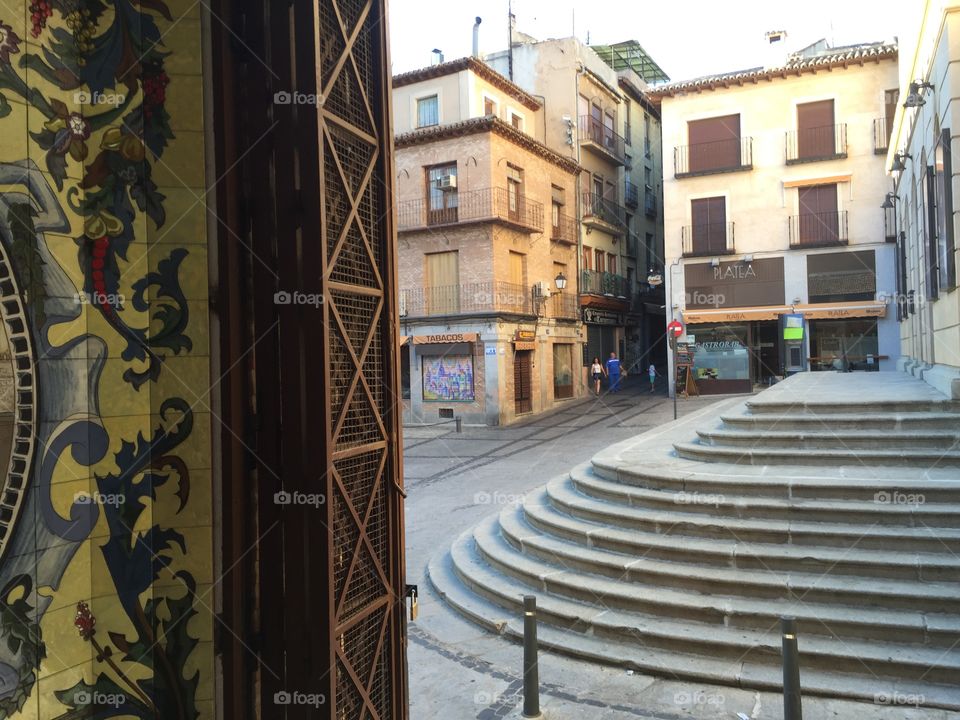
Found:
[713,264,757,280]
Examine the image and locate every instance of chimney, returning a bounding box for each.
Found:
[431,48,444,66]
[763,30,789,70]
[472,17,482,58]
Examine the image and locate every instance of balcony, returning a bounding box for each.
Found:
[400,281,534,318]
[550,211,578,245]
[788,211,849,248]
[578,115,626,165]
[785,124,847,164]
[581,192,627,233]
[873,117,890,154]
[549,292,579,320]
[681,222,736,257]
[580,269,629,299]
[624,180,639,208]
[674,137,753,178]
[397,186,544,233]
[644,189,657,218]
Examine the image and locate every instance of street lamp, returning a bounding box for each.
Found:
[554,271,567,291]
[881,192,898,209]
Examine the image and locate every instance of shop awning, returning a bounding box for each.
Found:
[794,301,887,320]
[400,335,410,345]
[683,306,792,324]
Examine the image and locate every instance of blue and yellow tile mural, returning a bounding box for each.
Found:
[0,1,212,717]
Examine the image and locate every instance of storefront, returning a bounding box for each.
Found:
[798,301,886,371]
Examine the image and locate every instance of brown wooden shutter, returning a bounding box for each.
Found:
[797,100,835,159]
[687,115,740,172]
[691,196,726,253]
[798,184,839,244]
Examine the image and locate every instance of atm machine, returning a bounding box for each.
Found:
[780,313,806,376]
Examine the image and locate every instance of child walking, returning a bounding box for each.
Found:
[648,363,659,393]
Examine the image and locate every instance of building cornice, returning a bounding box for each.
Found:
[647,43,898,99]
[392,57,542,111]
[395,116,582,175]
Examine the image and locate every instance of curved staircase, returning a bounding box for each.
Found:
[429,373,960,708]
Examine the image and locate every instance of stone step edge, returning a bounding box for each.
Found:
[476,514,960,637]
[546,476,960,543]
[673,442,960,465]
[427,550,960,710]
[498,504,960,608]
[570,464,960,518]
[522,488,960,574]
[699,428,960,442]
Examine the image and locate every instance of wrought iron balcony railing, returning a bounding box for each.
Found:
[644,189,657,218]
[550,212,578,245]
[578,115,626,164]
[789,211,849,248]
[785,124,847,164]
[674,137,753,177]
[396,186,544,233]
[580,269,629,298]
[681,221,736,257]
[624,180,639,208]
[581,192,627,230]
[400,280,534,318]
[549,292,579,320]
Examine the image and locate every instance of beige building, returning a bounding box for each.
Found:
[393,57,583,425]
[486,37,667,371]
[888,0,960,399]
[650,38,900,395]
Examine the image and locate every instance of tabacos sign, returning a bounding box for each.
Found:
[412,332,478,344]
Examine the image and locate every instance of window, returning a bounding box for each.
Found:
[884,89,899,146]
[603,112,616,151]
[807,251,876,303]
[583,245,592,271]
[644,113,651,157]
[644,167,653,189]
[925,162,939,300]
[507,164,524,219]
[417,94,439,127]
[624,153,632,171]
[687,114,741,173]
[796,99,836,159]
[400,345,410,399]
[608,253,617,276]
[595,249,605,273]
[690,196,728,254]
[508,251,526,290]
[592,175,603,198]
[426,163,458,225]
[797,184,839,245]
[935,128,957,289]
[425,250,459,314]
[483,96,497,117]
[553,344,575,399]
[510,112,523,131]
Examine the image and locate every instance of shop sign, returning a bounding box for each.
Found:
[582,309,622,325]
[412,332,478,344]
[513,329,536,342]
[514,341,536,351]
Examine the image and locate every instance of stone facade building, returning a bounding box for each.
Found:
[650,37,900,395]
[393,58,583,425]
[888,0,960,398]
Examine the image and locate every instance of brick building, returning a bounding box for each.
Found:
[393,58,583,425]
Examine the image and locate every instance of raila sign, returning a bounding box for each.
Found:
[412,332,478,344]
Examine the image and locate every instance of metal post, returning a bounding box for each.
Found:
[670,333,677,420]
[455,417,462,433]
[522,595,540,718]
[781,616,802,720]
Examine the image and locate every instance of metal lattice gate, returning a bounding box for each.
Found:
[210,0,407,718]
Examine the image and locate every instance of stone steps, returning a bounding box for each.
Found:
[674,441,960,467]
[477,513,960,646]
[546,475,960,553]
[497,504,960,613]
[720,410,960,432]
[696,427,960,451]
[744,398,960,415]
[521,485,960,582]
[437,530,960,696]
[570,464,960,526]
[428,550,960,709]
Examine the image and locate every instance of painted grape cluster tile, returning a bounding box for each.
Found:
[0,1,213,718]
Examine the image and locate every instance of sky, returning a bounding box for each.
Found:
[387,0,908,83]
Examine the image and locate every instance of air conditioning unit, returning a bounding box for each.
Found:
[435,174,457,191]
[533,281,549,299]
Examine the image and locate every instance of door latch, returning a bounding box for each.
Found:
[405,584,419,621]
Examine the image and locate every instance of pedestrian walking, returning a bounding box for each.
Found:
[648,363,660,393]
[590,357,603,395]
[605,352,622,393]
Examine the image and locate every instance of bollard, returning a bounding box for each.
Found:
[522,595,540,718]
[455,417,462,433]
[781,616,802,720]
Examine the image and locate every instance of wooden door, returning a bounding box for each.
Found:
[514,350,533,414]
[798,185,839,244]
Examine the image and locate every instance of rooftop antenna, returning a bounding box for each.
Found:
[508,0,514,80]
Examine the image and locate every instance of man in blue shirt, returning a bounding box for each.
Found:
[605,352,622,393]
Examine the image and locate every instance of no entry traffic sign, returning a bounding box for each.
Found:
[667,320,684,338]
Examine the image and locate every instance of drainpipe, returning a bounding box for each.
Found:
[575,63,585,369]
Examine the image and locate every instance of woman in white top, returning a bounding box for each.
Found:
[590,357,603,395]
